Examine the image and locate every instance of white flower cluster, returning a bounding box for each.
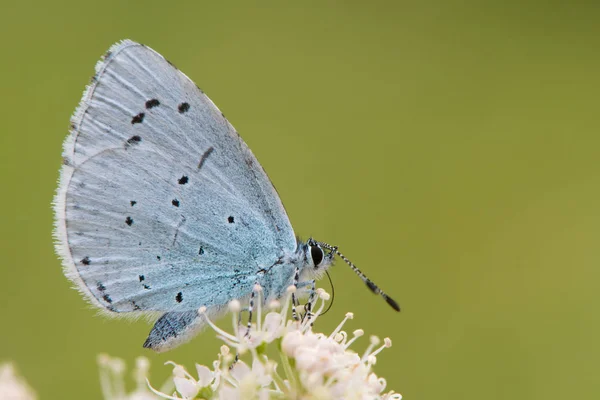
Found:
[0,286,400,400]
[149,285,401,400]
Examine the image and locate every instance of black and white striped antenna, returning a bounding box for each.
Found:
[312,239,401,312]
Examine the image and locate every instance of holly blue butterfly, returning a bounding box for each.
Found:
[53,40,399,352]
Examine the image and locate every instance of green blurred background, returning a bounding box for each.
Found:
[2,1,600,398]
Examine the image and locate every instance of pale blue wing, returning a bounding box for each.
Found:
[54,40,297,315]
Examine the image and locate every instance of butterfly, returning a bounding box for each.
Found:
[53,40,399,352]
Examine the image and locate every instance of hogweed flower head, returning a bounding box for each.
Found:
[149,285,401,400]
[0,288,399,399]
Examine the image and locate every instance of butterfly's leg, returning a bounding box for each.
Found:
[245,285,258,337]
[291,266,300,320]
[228,306,245,369]
[294,279,317,323]
[230,285,259,369]
[305,279,317,323]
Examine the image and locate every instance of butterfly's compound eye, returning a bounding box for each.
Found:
[310,245,324,268]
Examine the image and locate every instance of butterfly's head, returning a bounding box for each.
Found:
[302,238,402,312]
[300,239,334,280]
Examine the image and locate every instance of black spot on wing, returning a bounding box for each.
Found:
[178,176,188,185]
[176,292,183,303]
[145,99,160,109]
[178,102,190,113]
[125,216,134,226]
[127,135,142,145]
[131,113,145,124]
[197,147,214,169]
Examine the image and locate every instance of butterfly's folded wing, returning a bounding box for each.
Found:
[54,40,297,315]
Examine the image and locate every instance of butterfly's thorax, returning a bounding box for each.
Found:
[257,244,305,301]
[260,239,334,299]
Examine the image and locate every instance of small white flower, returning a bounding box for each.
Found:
[0,363,37,400]
[153,353,222,400]
[98,355,164,400]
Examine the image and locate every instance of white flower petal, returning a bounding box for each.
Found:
[251,358,272,387]
[258,388,270,400]
[195,364,214,387]
[218,385,238,400]
[173,376,199,399]
[230,361,251,382]
[281,330,304,356]
[263,312,283,337]
[0,363,37,400]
